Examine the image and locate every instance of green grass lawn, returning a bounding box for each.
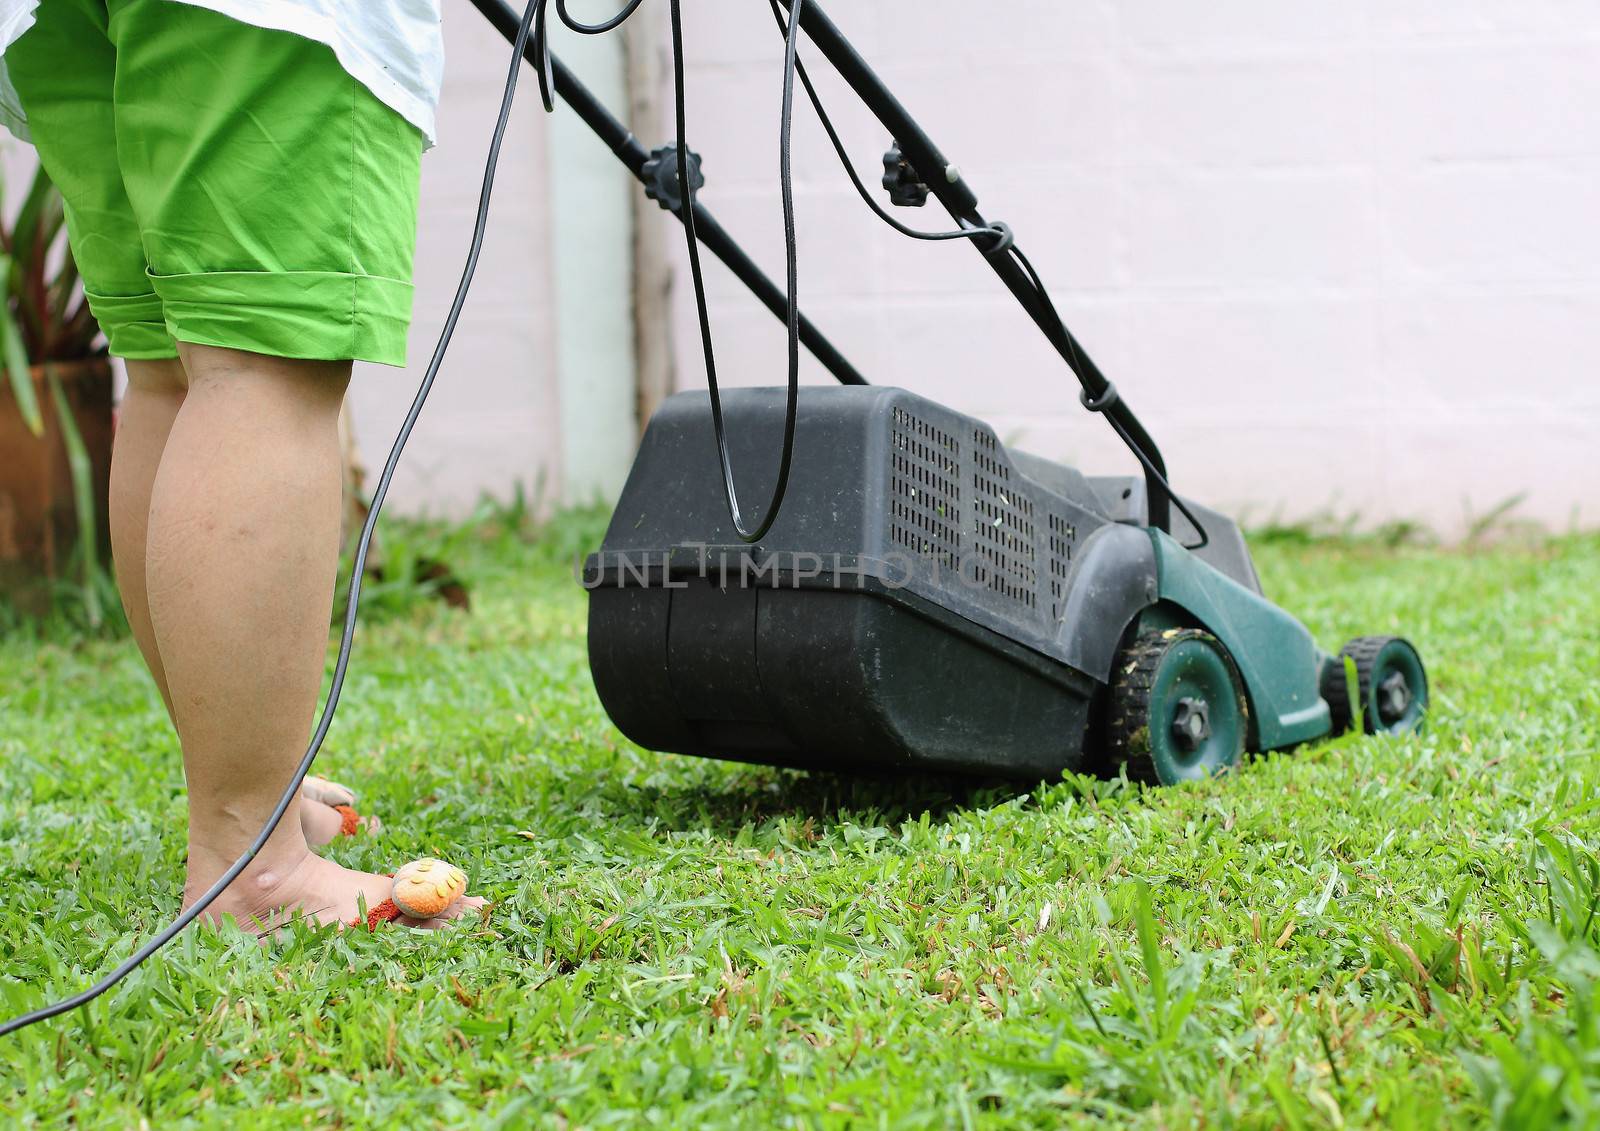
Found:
[3,516,1599,1128]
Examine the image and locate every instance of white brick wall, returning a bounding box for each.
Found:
[664,0,1600,535]
[12,1,1593,535]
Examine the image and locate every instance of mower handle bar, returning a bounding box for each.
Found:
[468,0,1172,533]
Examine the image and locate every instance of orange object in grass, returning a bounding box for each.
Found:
[390,858,469,919]
[334,805,362,837]
[362,898,402,931]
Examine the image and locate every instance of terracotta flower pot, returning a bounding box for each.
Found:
[0,357,115,612]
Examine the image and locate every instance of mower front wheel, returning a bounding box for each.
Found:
[1104,628,1249,785]
[1323,635,1428,736]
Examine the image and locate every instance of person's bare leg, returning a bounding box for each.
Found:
[110,358,374,847]
[110,359,187,721]
[147,343,479,929]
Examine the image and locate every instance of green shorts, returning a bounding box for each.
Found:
[7,0,424,365]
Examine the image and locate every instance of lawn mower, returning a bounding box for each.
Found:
[582,387,1428,783]
[464,0,1432,783]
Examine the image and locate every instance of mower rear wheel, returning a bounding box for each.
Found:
[1323,635,1428,736]
[1105,628,1249,785]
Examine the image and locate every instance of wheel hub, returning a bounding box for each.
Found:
[1171,696,1212,752]
[1377,671,1412,724]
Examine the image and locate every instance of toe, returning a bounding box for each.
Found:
[301,799,381,848]
[301,775,357,808]
[300,799,344,847]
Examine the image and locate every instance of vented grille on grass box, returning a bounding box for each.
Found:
[584,386,1112,663]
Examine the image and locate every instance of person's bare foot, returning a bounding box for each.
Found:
[298,776,381,847]
[189,847,486,933]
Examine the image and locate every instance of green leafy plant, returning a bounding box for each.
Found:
[2,163,100,370]
[2,162,99,415]
[2,161,110,627]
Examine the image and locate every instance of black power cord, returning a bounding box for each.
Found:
[1007,244,1211,550]
[0,0,543,1040]
[764,0,1004,248]
[537,0,806,544]
[2,0,809,1037]
[676,0,804,543]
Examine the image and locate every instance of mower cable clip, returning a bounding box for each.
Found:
[1079,381,1119,414]
[979,221,1014,256]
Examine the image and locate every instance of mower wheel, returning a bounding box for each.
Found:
[1323,635,1428,736]
[1105,629,1249,785]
